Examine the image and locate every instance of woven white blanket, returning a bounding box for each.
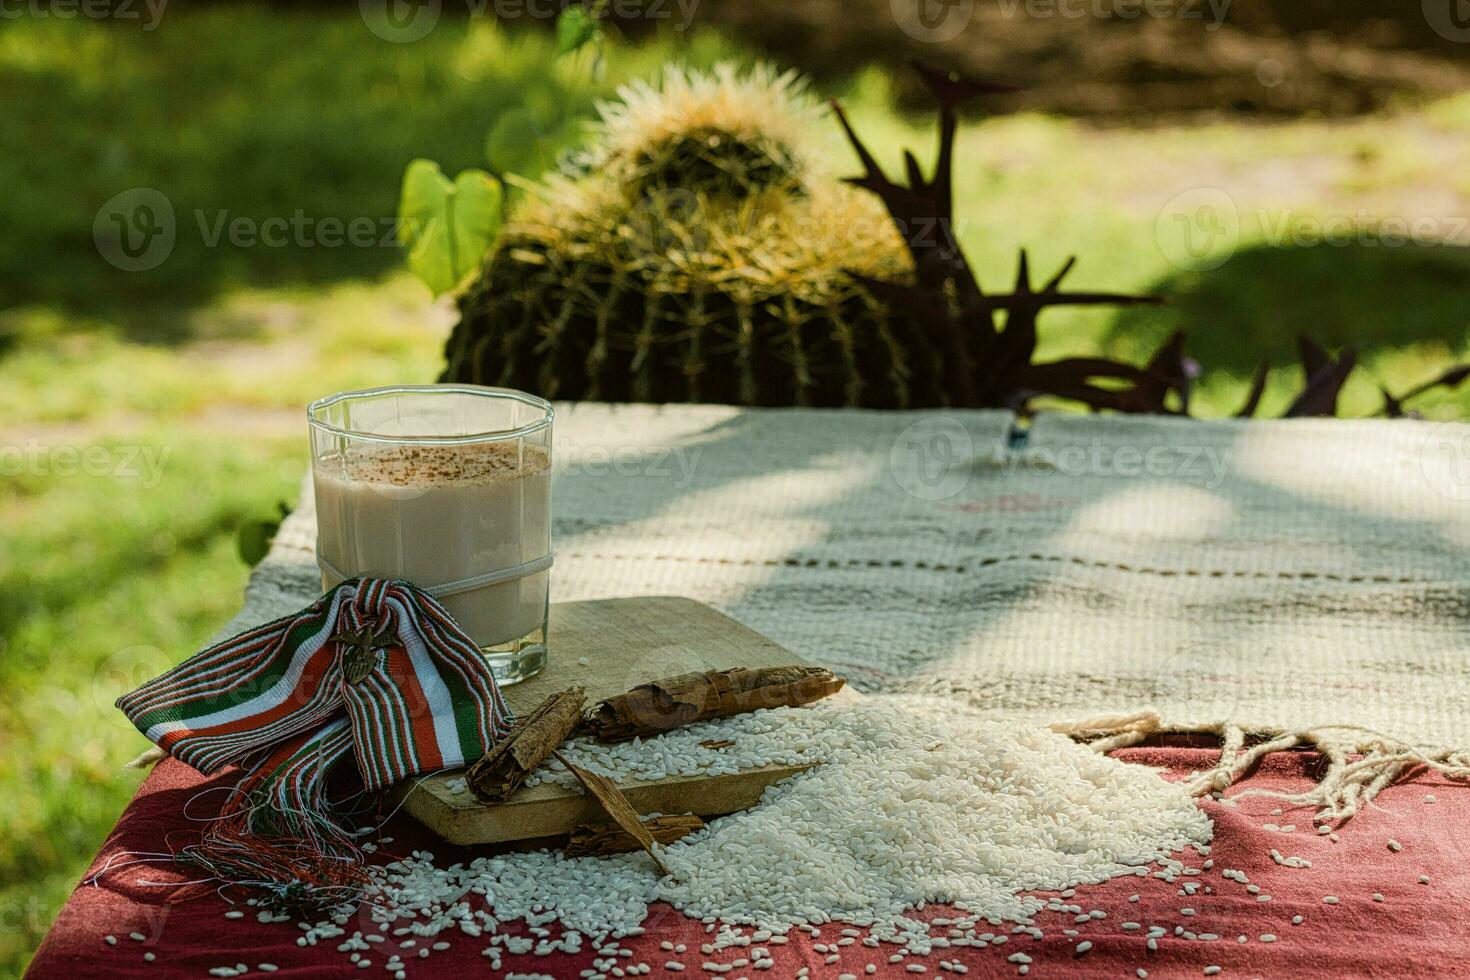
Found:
[238,405,1470,813]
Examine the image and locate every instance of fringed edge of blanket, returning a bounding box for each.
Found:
[1054,711,1470,824]
[130,702,1466,827]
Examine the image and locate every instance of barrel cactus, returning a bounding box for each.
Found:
[443,63,1177,410]
[444,64,931,407]
[439,62,1470,416]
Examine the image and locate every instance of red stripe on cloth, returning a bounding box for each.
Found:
[122,627,296,718]
[124,590,345,716]
[154,645,338,762]
[386,646,444,774]
[413,596,512,742]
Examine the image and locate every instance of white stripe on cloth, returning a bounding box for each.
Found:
[397,595,473,771]
[141,587,351,754]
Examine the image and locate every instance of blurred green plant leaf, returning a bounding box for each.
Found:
[398,159,503,296]
[556,6,601,57]
[486,107,583,180]
[237,501,293,567]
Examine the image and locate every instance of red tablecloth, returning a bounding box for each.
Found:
[27,745,1469,979]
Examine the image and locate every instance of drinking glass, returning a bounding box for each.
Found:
[308,384,553,685]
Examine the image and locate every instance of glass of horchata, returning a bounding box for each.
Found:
[308,385,553,685]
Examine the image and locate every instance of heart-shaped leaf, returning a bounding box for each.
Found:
[556,5,601,56]
[398,159,503,296]
[485,107,579,179]
[236,501,292,567]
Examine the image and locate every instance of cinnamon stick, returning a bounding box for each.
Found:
[584,666,845,743]
[563,814,705,858]
[467,687,585,802]
[554,750,673,876]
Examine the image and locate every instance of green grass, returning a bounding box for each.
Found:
[836,89,1470,417]
[0,279,448,975]
[3,7,1470,975]
[0,9,738,343]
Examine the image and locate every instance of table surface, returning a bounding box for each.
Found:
[31,406,1470,977]
[28,742,1468,979]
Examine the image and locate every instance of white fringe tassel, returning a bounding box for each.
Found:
[125,746,167,770]
[1052,711,1470,824]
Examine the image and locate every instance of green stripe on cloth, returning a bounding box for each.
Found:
[118,578,514,792]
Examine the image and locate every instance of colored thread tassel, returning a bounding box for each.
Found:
[118,578,514,908]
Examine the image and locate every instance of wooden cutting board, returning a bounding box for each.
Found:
[395,595,855,845]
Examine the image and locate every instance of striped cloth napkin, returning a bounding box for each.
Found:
[116,578,513,906]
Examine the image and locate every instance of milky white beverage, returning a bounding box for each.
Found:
[308,386,553,684]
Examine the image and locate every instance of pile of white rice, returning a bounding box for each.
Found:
[355,697,1211,957]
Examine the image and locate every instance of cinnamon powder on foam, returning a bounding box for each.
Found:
[335,441,551,487]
